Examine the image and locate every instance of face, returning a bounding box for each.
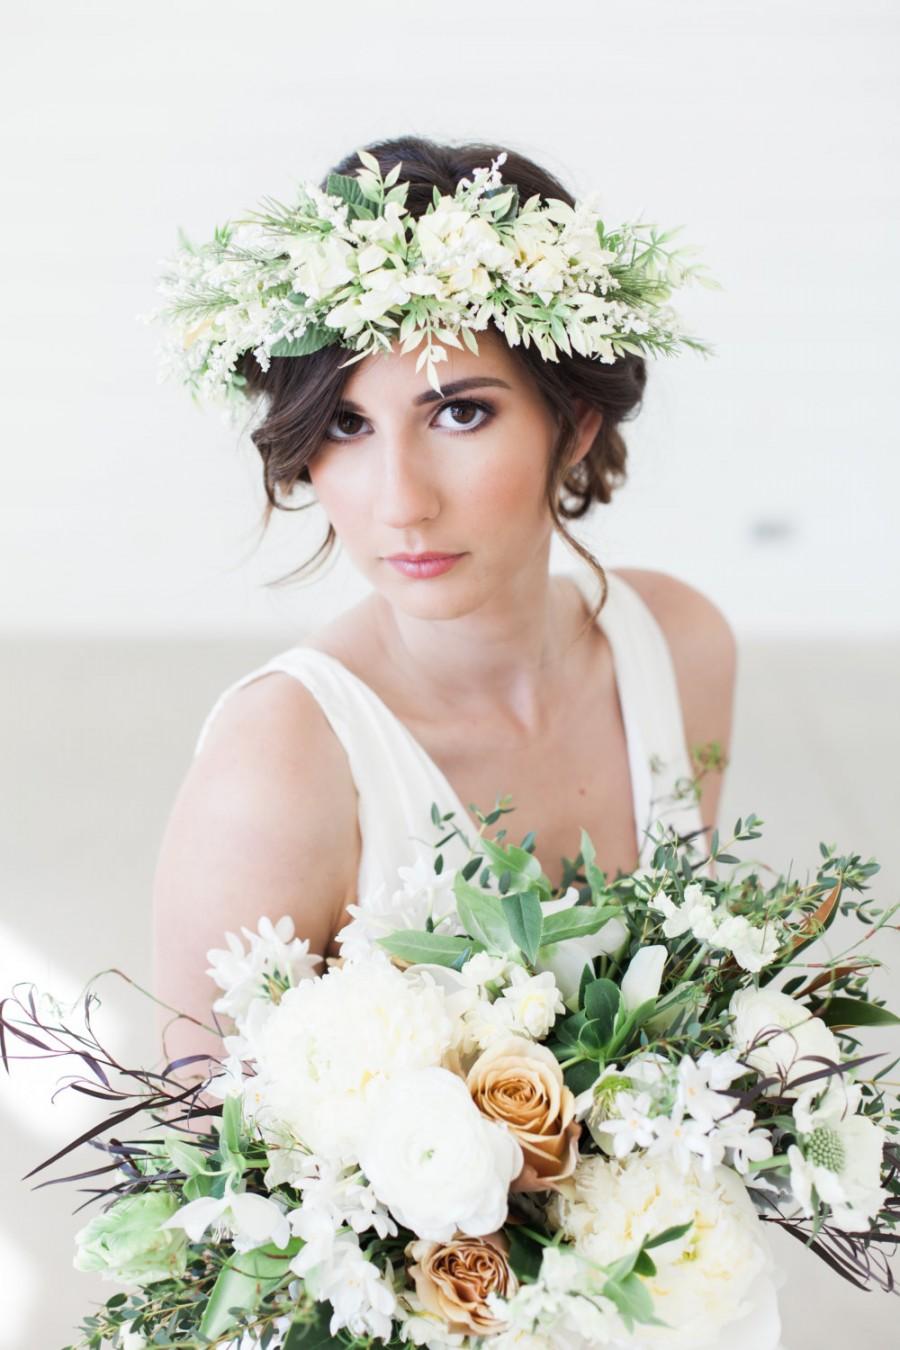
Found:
[306,328,600,619]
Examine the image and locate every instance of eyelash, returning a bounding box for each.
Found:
[323,398,495,442]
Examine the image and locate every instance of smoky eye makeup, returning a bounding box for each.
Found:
[323,397,496,441]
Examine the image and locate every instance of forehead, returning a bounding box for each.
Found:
[339,326,526,403]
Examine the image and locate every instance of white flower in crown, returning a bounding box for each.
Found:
[144,146,718,418]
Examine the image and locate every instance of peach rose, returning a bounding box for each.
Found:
[406,1230,517,1335]
[467,1034,581,1192]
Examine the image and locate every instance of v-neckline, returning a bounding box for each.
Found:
[296,567,645,856]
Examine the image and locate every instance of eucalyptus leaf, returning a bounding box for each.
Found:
[453,875,516,953]
[502,891,544,964]
[376,930,483,966]
[540,903,619,945]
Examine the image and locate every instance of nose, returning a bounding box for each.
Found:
[374,441,440,529]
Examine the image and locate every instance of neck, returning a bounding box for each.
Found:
[370,547,589,741]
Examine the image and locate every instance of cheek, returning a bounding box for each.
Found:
[307,455,369,531]
[461,440,550,526]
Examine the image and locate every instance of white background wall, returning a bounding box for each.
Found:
[1,0,897,639]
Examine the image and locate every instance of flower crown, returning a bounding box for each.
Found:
[144,149,720,420]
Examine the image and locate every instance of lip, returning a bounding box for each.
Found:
[385,552,465,579]
[385,552,462,562]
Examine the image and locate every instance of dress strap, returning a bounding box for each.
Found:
[562,564,707,862]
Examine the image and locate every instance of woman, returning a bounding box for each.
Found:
[150,135,736,1071]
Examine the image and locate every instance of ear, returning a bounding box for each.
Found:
[567,399,604,469]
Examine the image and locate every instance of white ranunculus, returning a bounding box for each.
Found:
[729,988,841,1095]
[550,1154,781,1348]
[620,945,667,1013]
[357,1066,523,1241]
[248,956,457,1164]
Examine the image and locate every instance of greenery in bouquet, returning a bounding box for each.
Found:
[3,752,900,1349]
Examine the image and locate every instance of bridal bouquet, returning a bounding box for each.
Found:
[4,800,899,1349]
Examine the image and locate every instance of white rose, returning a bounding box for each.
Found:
[729,988,841,1095]
[358,1067,523,1241]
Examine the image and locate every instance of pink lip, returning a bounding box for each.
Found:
[385,553,464,578]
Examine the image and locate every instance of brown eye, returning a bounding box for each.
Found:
[434,399,493,431]
[325,408,366,440]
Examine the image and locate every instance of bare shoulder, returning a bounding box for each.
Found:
[152,668,361,1064]
[188,671,361,912]
[610,568,738,829]
[610,568,737,671]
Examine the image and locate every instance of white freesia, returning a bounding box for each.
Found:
[497,966,565,1039]
[160,1188,290,1253]
[248,955,458,1163]
[620,945,667,1012]
[205,915,322,1025]
[301,1231,397,1341]
[335,855,464,960]
[550,1153,781,1348]
[357,1066,523,1240]
[650,885,782,973]
[729,987,841,1094]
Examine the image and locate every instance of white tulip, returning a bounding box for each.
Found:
[620,945,667,1013]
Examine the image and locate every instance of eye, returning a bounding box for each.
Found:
[322,397,494,443]
[324,408,367,441]
[433,399,493,432]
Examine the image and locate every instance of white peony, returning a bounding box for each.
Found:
[550,1153,779,1347]
[248,955,457,1164]
[729,987,841,1095]
[357,1066,523,1241]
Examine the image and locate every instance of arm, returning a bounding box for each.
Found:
[150,672,360,1082]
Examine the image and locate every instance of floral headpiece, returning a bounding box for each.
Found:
[143,150,719,420]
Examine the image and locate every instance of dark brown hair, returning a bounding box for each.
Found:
[235,135,648,621]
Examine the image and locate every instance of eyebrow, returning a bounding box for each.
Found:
[338,376,513,412]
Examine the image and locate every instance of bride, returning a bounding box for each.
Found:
[151,136,736,1075]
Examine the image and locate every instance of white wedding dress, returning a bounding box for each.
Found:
[194,564,709,889]
[193,560,786,1350]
